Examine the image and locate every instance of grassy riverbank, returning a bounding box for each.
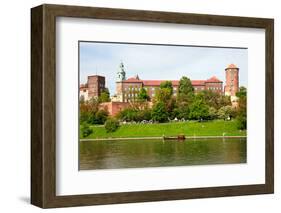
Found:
[80,120,246,139]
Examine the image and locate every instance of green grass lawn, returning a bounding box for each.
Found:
[81,120,246,139]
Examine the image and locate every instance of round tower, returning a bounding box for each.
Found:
[224,64,239,97]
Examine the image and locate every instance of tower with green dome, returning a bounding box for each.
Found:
[115,62,126,102]
[116,61,126,82]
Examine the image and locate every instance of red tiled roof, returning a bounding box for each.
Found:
[143,80,208,86]
[191,80,206,86]
[123,77,210,86]
[143,80,179,86]
[123,75,223,87]
[205,76,222,83]
[123,77,143,83]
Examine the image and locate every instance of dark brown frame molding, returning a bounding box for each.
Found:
[31,4,274,208]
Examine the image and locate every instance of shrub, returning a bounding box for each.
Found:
[136,108,152,121]
[117,108,137,122]
[95,109,109,124]
[105,118,120,133]
[81,123,93,138]
[87,109,109,125]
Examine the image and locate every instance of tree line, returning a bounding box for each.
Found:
[79,76,247,136]
[117,76,247,129]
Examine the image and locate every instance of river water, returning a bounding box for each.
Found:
[79,137,246,170]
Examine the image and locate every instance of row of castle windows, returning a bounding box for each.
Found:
[194,87,221,91]
[124,86,178,91]
[124,86,221,95]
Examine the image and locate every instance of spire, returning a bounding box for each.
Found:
[116,61,126,82]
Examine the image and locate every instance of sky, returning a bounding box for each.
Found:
[79,42,248,96]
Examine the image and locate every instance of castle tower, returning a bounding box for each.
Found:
[116,62,126,82]
[224,64,239,97]
[116,62,127,102]
[87,75,105,99]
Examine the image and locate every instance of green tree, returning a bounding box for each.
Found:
[236,86,247,98]
[117,108,138,122]
[99,88,111,103]
[153,81,175,120]
[175,76,195,119]
[104,118,120,132]
[160,81,173,96]
[155,81,173,103]
[172,103,189,120]
[208,107,217,120]
[236,87,247,130]
[79,97,99,124]
[151,102,169,122]
[218,95,232,109]
[188,97,209,120]
[217,105,234,120]
[155,88,173,103]
[177,76,194,102]
[138,87,150,102]
[117,106,152,122]
[136,108,152,121]
[90,109,108,124]
[199,90,231,110]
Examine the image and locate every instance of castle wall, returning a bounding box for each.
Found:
[100,102,131,116]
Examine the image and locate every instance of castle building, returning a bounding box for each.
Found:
[79,75,105,101]
[80,63,240,114]
[115,71,224,103]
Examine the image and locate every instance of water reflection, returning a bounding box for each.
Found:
[79,138,246,170]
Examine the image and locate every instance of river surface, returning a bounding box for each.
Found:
[79,137,246,170]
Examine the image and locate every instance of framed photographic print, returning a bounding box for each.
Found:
[31,4,274,208]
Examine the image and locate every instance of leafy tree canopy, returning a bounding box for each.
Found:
[138,87,150,102]
[160,81,173,96]
[217,105,234,120]
[155,88,173,103]
[99,88,111,103]
[188,97,209,120]
[152,102,169,123]
[236,86,247,98]
[177,76,194,103]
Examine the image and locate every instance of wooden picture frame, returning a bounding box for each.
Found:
[31,4,274,208]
